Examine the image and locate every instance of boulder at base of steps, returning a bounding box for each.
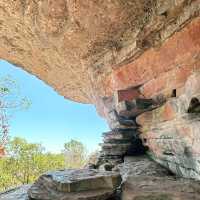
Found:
[0,169,121,200]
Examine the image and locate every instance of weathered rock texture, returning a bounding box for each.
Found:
[1,0,200,180]
[0,0,199,103]
[3,157,200,200]
[0,169,121,200]
[137,73,200,179]
[0,185,30,200]
[120,156,200,200]
[28,169,121,200]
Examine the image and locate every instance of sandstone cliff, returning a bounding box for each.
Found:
[1,0,200,188]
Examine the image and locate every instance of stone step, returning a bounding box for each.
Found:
[109,120,137,130]
[97,155,123,165]
[103,138,132,144]
[100,149,128,156]
[103,128,138,139]
[107,110,137,130]
[100,144,132,156]
[100,143,132,149]
[116,99,159,118]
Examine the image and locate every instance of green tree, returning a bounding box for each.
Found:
[0,76,31,147]
[0,137,65,191]
[0,138,95,191]
[64,139,88,169]
[5,137,44,184]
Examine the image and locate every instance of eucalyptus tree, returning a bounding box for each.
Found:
[0,76,30,148]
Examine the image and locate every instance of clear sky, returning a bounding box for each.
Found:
[0,60,109,153]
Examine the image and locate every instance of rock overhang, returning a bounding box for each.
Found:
[0,0,199,104]
[1,0,200,180]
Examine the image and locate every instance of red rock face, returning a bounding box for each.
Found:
[102,17,200,98]
[97,16,200,179]
[136,73,200,179]
[1,1,200,179]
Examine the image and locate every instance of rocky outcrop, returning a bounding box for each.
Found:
[1,0,200,181]
[120,156,200,200]
[3,157,200,200]
[123,176,200,200]
[118,156,170,181]
[98,105,147,166]
[0,169,121,200]
[0,0,199,103]
[28,169,121,200]
[95,14,200,179]
[137,73,200,179]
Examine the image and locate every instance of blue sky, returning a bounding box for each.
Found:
[0,60,109,153]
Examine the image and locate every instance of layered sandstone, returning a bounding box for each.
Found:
[0,0,199,103]
[0,169,121,200]
[137,73,200,179]
[1,0,200,181]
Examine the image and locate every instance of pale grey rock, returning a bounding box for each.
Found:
[28,169,121,200]
[122,176,200,200]
[118,156,170,182]
[118,156,200,200]
[0,185,30,200]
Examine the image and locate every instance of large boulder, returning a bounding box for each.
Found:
[28,169,121,200]
[0,169,121,200]
[120,156,200,200]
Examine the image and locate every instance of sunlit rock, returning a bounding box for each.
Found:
[0,185,30,200]
[0,0,200,181]
[28,169,121,200]
[0,0,199,103]
[119,156,200,200]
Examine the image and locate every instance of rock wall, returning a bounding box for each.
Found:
[0,0,200,179]
[137,73,200,179]
[95,9,200,179]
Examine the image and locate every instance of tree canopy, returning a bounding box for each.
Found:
[0,76,31,147]
[64,139,88,169]
[0,137,90,191]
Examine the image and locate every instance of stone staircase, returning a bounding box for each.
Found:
[97,97,160,166]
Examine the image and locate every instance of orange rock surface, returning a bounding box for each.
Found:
[0,0,200,179]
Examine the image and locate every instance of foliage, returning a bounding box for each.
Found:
[88,150,99,165]
[64,139,88,169]
[0,76,31,146]
[0,76,95,191]
[0,137,92,192]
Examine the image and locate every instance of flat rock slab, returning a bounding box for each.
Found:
[117,156,200,200]
[122,176,200,200]
[0,185,30,200]
[118,156,171,181]
[28,169,121,200]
